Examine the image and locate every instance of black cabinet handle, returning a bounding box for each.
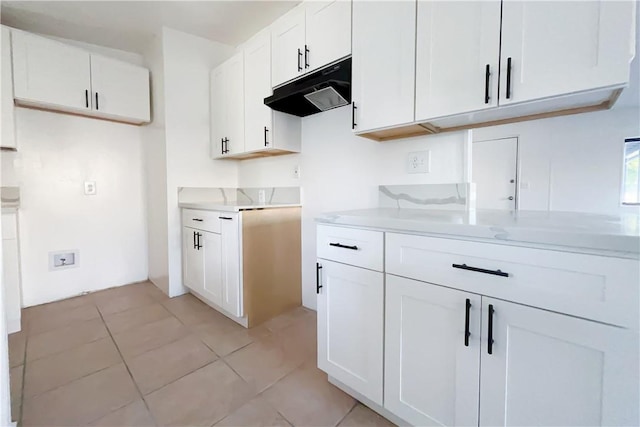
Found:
[220,138,224,155]
[221,137,229,154]
[452,263,509,277]
[197,232,202,250]
[264,126,269,146]
[219,216,233,220]
[95,92,99,110]
[464,298,471,347]
[351,102,357,129]
[506,57,512,99]
[304,45,309,69]
[329,242,358,251]
[192,218,203,222]
[487,304,495,354]
[484,64,491,104]
[297,48,303,72]
[193,231,197,249]
[85,90,89,108]
[316,263,323,294]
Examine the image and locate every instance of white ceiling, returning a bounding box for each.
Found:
[0,1,299,53]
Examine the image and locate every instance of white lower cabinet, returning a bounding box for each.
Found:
[182,227,205,294]
[317,259,384,405]
[384,274,481,426]
[202,231,223,306]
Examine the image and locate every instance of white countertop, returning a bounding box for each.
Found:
[180,201,302,212]
[316,208,640,258]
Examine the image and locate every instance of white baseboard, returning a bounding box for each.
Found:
[6,318,20,335]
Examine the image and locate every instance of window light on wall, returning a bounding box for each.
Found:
[622,137,640,205]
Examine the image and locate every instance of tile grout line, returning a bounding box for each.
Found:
[334,400,358,427]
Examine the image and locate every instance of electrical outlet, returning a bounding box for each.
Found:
[49,250,79,271]
[84,181,97,195]
[407,151,430,174]
[293,165,300,179]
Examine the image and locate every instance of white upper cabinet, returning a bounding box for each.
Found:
[210,52,245,158]
[415,1,501,121]
[89,54,150,123]
[244,32,274,153]
[305,1,352,73]
[271,6,306,87]
[210,65,227,158]
[499,0,635,105]
[1,26,16,150]
[352,0,416,133]
[12,30,91,112]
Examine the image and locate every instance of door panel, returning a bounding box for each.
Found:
[271,7,305,87]
[183,227,204,293]
[221,215,241,317]
[244,32,273,152]
[317,260,384,405]
[305,1,352,73]
[225,53,245,156]
[472,137,518,210]
[202,231,223,306]
[210,65,226,158]
[385,274,481,426]
[480,298,639,426]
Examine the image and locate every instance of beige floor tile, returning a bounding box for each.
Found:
[113,316,188,359]
[193,319,255,357]
[10,365,23,423]
[273,316,317,361]
[23,337,121,398]
[162,294,223,326]
[262,306,315,333]
[23,294,93,324]
[104,303,172,335]
[95,290,159,316]
[226,334,306,392]
[262,362,356,427]
[27,303,101,336]
[90,400,156,426]
[138,281,170,302]
[127,335,217,395]
[215,396,291,427]
[8,331,26,368]
[22,363,139,427]
[146,360,255,427]
[27,318,109,362]
[338,404,397,427]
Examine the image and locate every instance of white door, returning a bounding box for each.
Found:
[271,6,306,87]
[225,53,245,156]
[305,1,352,73]
[210,65,227,158]
[352,0,416,132]
[385,275,481,427]
[480,298,639,427]
[1,27,16,150]
[499,0,635,105]
[183,227,204,293]
[202,231,223,306]
[317,260,384,405]
[244,32,273,153]
[89,54,150,122]
[415,1,501,121]
[11,30,91,111]
[220,215,242,317]
[472,137,518,210]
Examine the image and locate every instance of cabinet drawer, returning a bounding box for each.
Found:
[317,225,383,271]
[182,209,221,233]
[386,233,639,329]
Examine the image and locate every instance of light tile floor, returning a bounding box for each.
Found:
[8,281,396,427]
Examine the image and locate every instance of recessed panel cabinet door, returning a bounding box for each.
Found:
[415,1,501,121]
[210,65,227,158]
[225,53,245,156]
[305,1,352,73]
[385,274,481,427]
[202,231,223,307]
[183,227,204,293]
[317,260,384,405]
[480,298,640,426]
[271,6,306,87]
[12,30,91,111]
[89,54,150,122]
[499,0,635,105]
[352,0,416,132]
[220,215,242,317]
[244,32,273,153]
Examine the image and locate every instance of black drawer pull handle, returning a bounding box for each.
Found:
[351,102,357,129]
[452,263,509,277]
[304,44,310,69]
[85,89,89,108]
[219,216,233,220]
[95,92,99,110]
[264,126,269,146]
[297,48,303,72]
[488,304,495,354]
[464,298,471,347]
[506,57,512,99]
[316,263,323,294]
[329,242,358,251]
[484,64,491,104]
[192,218,203,222]
[193,231,197,249]
[196,232,202,250]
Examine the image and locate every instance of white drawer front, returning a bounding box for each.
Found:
[317,225,383,271]
[182,209,221,233]
[386,233,639,329]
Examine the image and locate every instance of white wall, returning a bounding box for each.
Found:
[239,106,468,309]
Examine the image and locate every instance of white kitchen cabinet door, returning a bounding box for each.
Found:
[499,0,635,105]
[220,215,242,317]
[480,298,639,427]
[210,65,227,158]
[385,275,481,427]
[183,227,204,293]
[12,30,91,112]
[305,1,351,73]
[1,27,16,150]
[89,54,150,123]
[317,260,384,405]
[201,231,223,307]
[271,6,306,87]
[225,53,245,156]
[352,0,416,132]
[244,32,273,153]
[415,1,501,121]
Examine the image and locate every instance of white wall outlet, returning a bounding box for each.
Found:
[49,250,79,271]
[84,181,97,195]
[407,151,430,174]
[293,165,300,179]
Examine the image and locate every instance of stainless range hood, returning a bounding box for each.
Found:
[264,57,351,117]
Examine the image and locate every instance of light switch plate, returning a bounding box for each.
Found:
[407,151,430,174]
[84,181,96,195]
